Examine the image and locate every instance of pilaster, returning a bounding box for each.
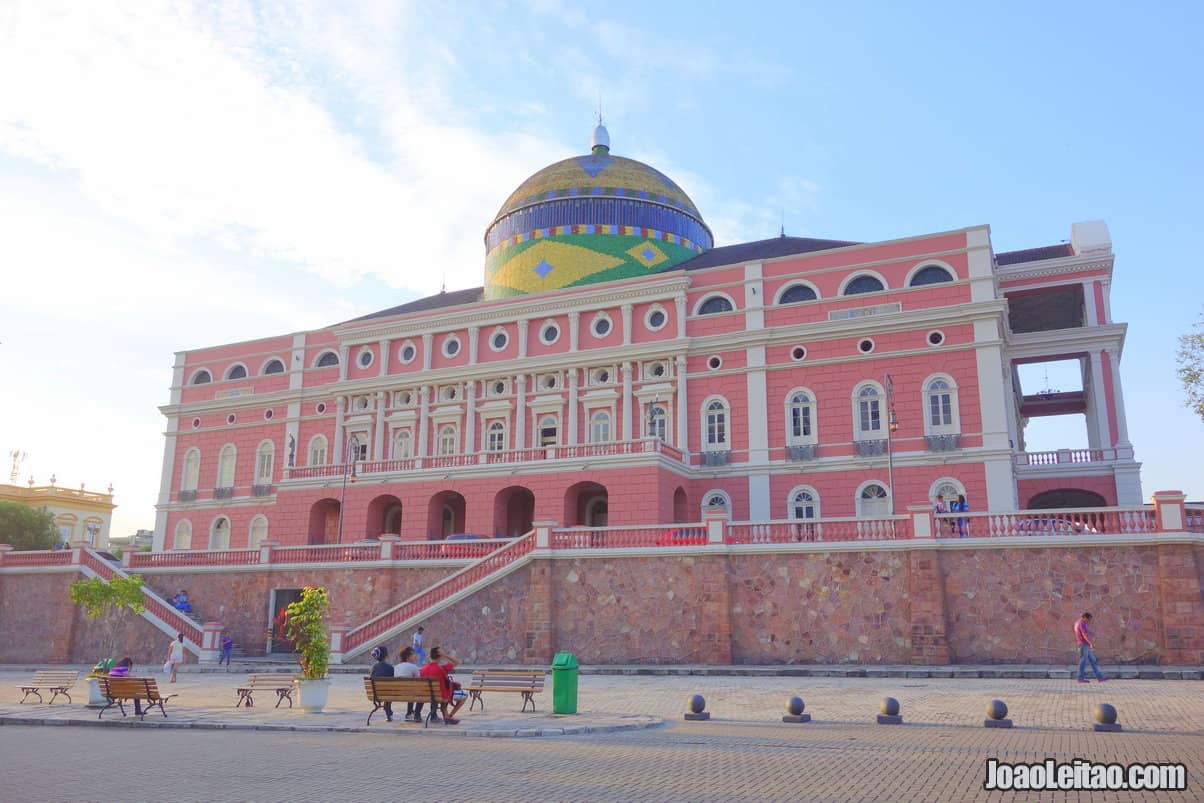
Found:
[675,354,689,454]
[567,368,579,446]
[621,362,633,441]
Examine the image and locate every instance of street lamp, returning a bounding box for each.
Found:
[884,374,898,515]
[335,435,360,544]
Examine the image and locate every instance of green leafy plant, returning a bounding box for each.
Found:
[285,586,330,680]
[0,501,58,550]
[68,574,146,674]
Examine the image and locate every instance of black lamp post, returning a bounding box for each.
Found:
[884,374,898,515]
[335,435,360,544]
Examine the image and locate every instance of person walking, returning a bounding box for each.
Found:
[165,633,186,683]
[219,631,234,669]
[411,626,427,665]
[1075,612,1107,683]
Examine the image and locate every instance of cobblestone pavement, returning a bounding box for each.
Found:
[1,670,1201,801]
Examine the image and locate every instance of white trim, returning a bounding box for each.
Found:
[180,448,201,492]
[773,281,821,305]
[700,394,730,451]
[538,319,562,346]
[589,312,613,339]
[784,386,818,446]
[693,292,737,316]
[174,518,192,550]
[356,346,375,369]
[254,439,275,484]
[700,489,731,516]
[644,303,669,332]
[926,329,945,347]
[307,434,329,466]
[921,373,961,436]
[313,350,339,369]
[786,484,821,519]
[855,480,891,517]
[259,357,286,376]
[904,260,957,286]
[929,477,966,504]
[856,337,876,354]
[851,381,885,441]
[216,443,237,487]
[487,327,509,353]
[441,333,462,358]
[838,270,889,296]
[248,514,268,549]
[189,368,213,385]
[398,340,418,364]
[208,515,231,550]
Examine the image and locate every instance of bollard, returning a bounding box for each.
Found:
[684,693,710,721]
[877,696,903,724]
[1092,702,1122,732]
[782,695,811,724]
[984,699,1012,728]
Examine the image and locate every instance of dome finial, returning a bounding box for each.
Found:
[591,106,610,155]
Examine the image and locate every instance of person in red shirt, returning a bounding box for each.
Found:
[1074,612,1106,683]
[417,646,466,724]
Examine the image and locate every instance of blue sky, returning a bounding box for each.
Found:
[1,1,1201,537]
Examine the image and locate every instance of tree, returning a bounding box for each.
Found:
[69,574,147,662]
[0,501,58,550]
[285,586,330,680]
[1178,313,1204,423]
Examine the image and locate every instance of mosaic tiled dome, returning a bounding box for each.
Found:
[483,125,713,299]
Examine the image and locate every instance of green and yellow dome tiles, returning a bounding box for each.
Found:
[483,124,713,299]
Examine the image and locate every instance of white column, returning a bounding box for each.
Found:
[465,382,477,453]
[744,263,764,331]
[290,333,306,391]
[676,354,689,453]
[621,304,633,346]
[517,319,529,358]
[1082,282,1098,328]
[373,391,385,460]
[468,326,479,365]
[1106,348,1132,447]
[417,386,431,459]
[621,362,634,441]
[568,311,580,353]
[745,345,768,463]
[1087,351,1110,449]
[515,374,527,449]
[422,333,433,368]
[748,474,770,520]
[1099,279,1113,324]
[567,368,579,445]
[378,338,390,377]
[338,345,350,381]
[972,319,1009,450]
[333,396,346,463]
[675,294,687,339]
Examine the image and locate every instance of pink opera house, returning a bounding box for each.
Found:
[154,124,1142,553]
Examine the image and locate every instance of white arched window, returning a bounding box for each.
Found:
[856,482,891,517]
[931,478,965,507]
[437,424,458,456]
[174,519,192,550]
[308,435,328,466]
[181,448,200,491]
[248,515,269,549]
[209,516,230,550]
[217,444,236,489]
[853,383,884,440]
[702,398,729,451]
[255,441,274,484]
[392,430,413,460]
[538,415,558,447]
[695,294,735,315]
[701,490,730,517]
[789,486,820,519]
[589,410,612,443]
[487,421,506,452]
[646,405,667,441]
[785,389,817,445]
[924,375,960,435]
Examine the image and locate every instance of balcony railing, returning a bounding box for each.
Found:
[251,484,273,497]
[925,434,961,452]
[1186,505,1204,533]
[700,450,731,467]
[178,490,197,502]
[855,439,887,456]
[1014,448,1132,466]
[934,507,1155,537]
[728,516,906,543]
[213,486,234,499]
[785,444,817,462]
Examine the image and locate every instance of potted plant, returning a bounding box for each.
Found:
[69,574,146,705]
[285,586,331,712]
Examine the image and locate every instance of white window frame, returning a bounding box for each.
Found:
[174,519,192,550]
[437,424,459,456]
[486,420,507,452]
[313,350,339,368]
[538,415,559,447]
[589,410,612,444]
[852,382,885,441]
[693,293,736,316]
[181,448,201,491]
[774,281,821,305]
[209,516,231,550]
[930,477,966,506]
[787,485,820,519]
[646,404,668,441]
[255,440,274,484]
[905,259,957,287]
[701,396,730,451]
[923,374,960,435]
[260,357,286,376]
[855,481,891,517]
[308,435,328,466]
[248,515,269,549]
[217,444,237,488]
[189,369,212,385]
[839,270,889,296]
[701,489,731,517]
[784,387,818,446]
[224,363,249,381]
[392,429,413,459]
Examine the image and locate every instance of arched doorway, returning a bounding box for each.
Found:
[307,499,340,545]
[427,490,466,539]
[493,486,535,538]
[366,494,403,538]
[672,487,689,523]
[1028,489,1107,509]
[565,481,608,526]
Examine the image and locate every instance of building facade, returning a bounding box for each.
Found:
[154,126,1141,551]
[0,478,115,547]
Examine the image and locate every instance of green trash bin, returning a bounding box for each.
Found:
[551,651,579,714]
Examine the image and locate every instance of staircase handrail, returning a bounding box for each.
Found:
[80,547,205,649]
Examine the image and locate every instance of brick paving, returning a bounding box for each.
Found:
[1,668,1201,801]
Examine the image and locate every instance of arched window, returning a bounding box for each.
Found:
[209,516,230,550]
[191,369,212,385]
[538,415,559,447]
[437,424,458,456]
[854,383,883,439]
[248,515,269,549]
[589,410,612,443]
[225,364,247,380]
[255,441,274,484]
[262,358,285,375]
[315,351,339,368]
[778,284,818,304]
[308,435,328,466]
[701,490,730,517]
[789,486,820,519]
[392,430,412,459]
[174,519,192,550]
[924,375,959,434]
[703,398,729,450]
[931,478,965,507]
[909,264,954,286]
[646,405,667,441]
[697,295,734,315]
[487,421,506,452]
[217,444,236,489]
[857,483,891,517]
[843,274,885,295]
[181,448,200,491]
[786,389,816,445]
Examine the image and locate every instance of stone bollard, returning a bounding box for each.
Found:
[877,696,903,724]
[1092,703,1122,732]
[782,696,811,723]
[984,699,1012,728]
[684,694,710,721]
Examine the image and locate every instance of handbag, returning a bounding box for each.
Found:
[163,661,173,674]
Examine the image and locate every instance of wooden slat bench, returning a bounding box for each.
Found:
[97,677,177,720]
[235,673,297,708]
[465,669,546,712]
[363,677,441,727]
[17,670,79,705]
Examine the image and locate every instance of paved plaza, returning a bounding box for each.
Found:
[1,668,1201,801]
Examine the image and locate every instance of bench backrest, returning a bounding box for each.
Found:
[101,676,164,700]
[30,671,79,685]
[245,674,297,686]
[363,676,439,703]
[469,670,546,690]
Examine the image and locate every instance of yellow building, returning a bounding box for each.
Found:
[0,479,116,547]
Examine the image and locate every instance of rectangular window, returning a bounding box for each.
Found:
[256,453,273,482]
[791,407,812,438]
[540,420,558,446]
[487,425,506,452]
[929,393,952,427]
[859,400,880,433]
[706,413,727,446]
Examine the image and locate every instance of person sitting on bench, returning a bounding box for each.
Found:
[172,591,192,613]
[109,657,142,715]
[414,646,466,724]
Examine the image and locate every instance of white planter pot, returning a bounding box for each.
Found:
[296,679,329,713]
[86,676,106,707]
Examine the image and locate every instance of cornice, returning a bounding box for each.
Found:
[995,254,1113,283]
[1005,323,1127,360]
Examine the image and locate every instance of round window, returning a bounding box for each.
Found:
[491,331,508,351]
[444,336,460,357]
[707,356,722,371]
[354,396,369,411]
[596,369,610,384]
[399,343,417,364]
[927,330,945,346]
[263,409,274,421]
[493,381,506,395]
[397,392,412,406]
[858,339,875,354]
[191,418,201,429]
[543,375,557,390]
[541,323,560,344]
[791,346,807,361]
[316,402,327,414]
[592,316,611,337]
[646,307,667,331]
[358,349,373,368]
[650,362,666,378]
[226,414,237,425]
